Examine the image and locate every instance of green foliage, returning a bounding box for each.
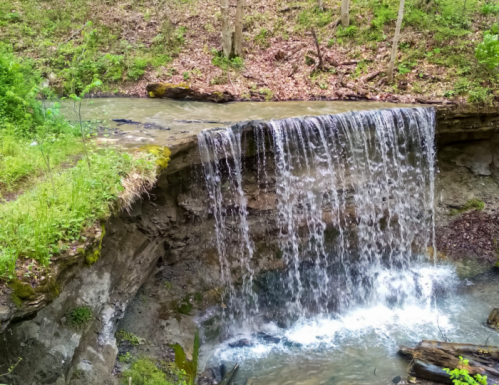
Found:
[0,44,44,135]
[0,148,158,278]
[172,331,199,385]
[119,352,133,363]
[259,88,274,101]
[69,306,93,326]
[128,57,149,81]
[211,50,245,71]
[122,358,187,385]
[336,25,358,38]
[450,198,485,215]
[443,357,488,385]
[116,330,142,346]
[468,86,493,105]
[177,294,194,315]
[9,279,36,307]
[481,3,499,15]
[254,29,271,48]
[475,31,499,69]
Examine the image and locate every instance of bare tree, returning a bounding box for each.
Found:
[234,0,245,57]
[387,0,406,83]
[221,0,232,57]
[341,0,350,27]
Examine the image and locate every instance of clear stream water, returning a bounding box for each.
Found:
[65,99,499,385]
[59,98,412,146]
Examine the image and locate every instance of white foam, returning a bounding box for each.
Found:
[213,264,458,363]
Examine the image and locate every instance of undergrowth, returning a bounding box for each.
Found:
[122,358,188,385]
[0,148,160,278]
[0,0,187,94]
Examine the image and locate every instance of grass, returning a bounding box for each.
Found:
[0,147,163,278]
[0,44,168,281]
[0,131,84,195]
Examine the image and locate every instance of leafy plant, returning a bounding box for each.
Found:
[254,29,270,48]
[336,25,358,38]
[211,49,244,71]
[443,357,488,385]
[480,3,499,15]
[69,306,93,326]
[119,352,133,363]
[116,329,142,346]
[475,31,499,69]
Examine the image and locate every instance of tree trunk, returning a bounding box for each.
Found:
[234,0,245,57]
[387,0,405,83]
[318,0,324,11]
[221,0,232,58]
[341,0,350,27]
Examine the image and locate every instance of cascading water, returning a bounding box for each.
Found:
[198,107,499,384]
[199,107,437,323]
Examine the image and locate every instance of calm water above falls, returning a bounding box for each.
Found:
[197,107,499,385]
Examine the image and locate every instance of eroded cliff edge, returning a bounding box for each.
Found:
[1,105,499,385]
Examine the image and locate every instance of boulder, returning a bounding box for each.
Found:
[146,83,235,103]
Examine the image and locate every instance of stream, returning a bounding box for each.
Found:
[64,98,499,385]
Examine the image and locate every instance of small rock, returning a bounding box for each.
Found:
[228,338,253,348]
[392,375,402,384]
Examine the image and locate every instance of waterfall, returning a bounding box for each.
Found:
[198,107,436,330]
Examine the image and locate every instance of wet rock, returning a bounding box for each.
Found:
[488,308,499,330]
[255,331,281,344]
[392,375,402,384]
[146,83,235,103]
[229,338,254,348]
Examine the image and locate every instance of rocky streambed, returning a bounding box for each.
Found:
[1,101,499,385]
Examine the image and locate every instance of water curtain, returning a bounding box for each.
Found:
[198,107,436,328]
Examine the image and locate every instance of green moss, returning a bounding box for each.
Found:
[139,145,171,170]
[149,83,190,98]
[116,329,142,346]
[9,279,36,307]
[122,357,187,385]
[85,222,106,266]
[450,198,485,215]
[34,277,61,299]
[176,294,194,315]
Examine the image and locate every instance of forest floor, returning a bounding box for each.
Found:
[1,0,499,104]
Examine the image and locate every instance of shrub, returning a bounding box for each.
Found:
[128,57,148,80]
[475,31,499,69]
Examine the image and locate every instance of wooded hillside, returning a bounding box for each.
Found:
[1,0,498,103]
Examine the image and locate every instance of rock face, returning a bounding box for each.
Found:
[146,83,235,103]
[1,106,499,384]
